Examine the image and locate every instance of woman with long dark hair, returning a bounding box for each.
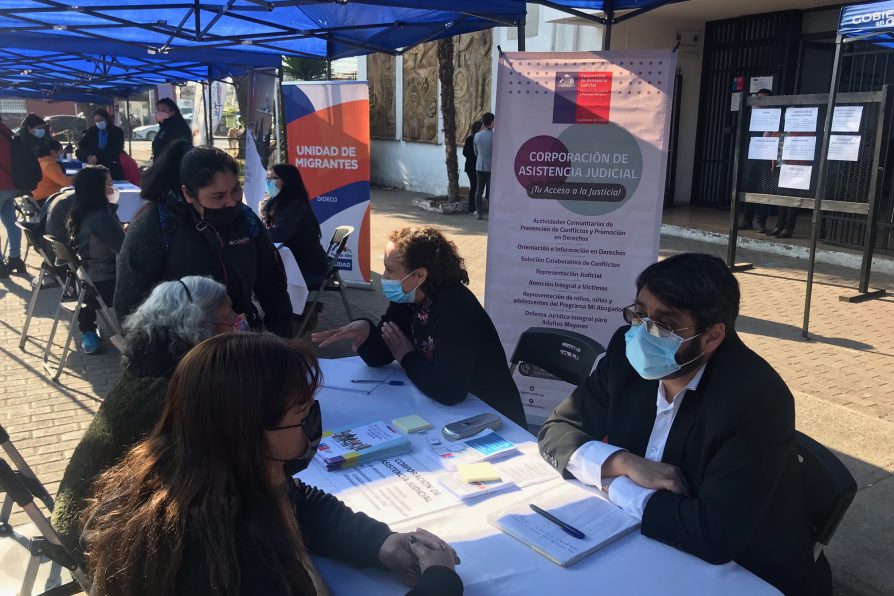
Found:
[151,98,193,161]
[83,333,462,595]
[462,121,482,214]
[139,137,193,202]
[76,107,126,180]
[313,226,525,426]
[114,146,293,337]
[262,164,328,290]
[66,166,124,354]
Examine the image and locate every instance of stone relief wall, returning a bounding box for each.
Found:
[368,53,396,139]
[366,31,493,145]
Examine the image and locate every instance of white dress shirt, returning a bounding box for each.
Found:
[566,365,706,519]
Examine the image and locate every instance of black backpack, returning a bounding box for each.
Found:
[0,136,41,192]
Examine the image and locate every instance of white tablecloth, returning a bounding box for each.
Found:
[112,181,148,223]
[299,357,780,596]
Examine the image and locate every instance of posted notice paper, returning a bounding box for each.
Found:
[832,106,863,132]
[827,135,861,161]
[784,107,819,132]
[781,136,816,161]
[778,164,813,190]
[748,136,779,160]
[749,108,782,132]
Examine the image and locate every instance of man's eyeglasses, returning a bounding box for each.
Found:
[268,400,320,432]
[622,304,698,339]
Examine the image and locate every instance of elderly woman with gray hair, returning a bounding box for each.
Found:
[51,275,244,557]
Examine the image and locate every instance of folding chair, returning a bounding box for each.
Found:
[0,458,91,596]
[509,327,606,387]
[42,235,121,382]
[296,225,356,338]
[17,222,69,352]
[2,194,42,263]
[795,431,857,561]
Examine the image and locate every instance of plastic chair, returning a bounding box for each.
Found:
[0,458,91,596]
[509,327,606,387]
[296,225,356,338]
[795,431,857,560]
[42,235,121,382]
[16,222,69,352]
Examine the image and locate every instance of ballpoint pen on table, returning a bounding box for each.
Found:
[529,504,586,539]
[350,379,405,385]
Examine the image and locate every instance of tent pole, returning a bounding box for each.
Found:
[803,34,843,339]
[855,84,889,297]
[206,68,213,145]
[125,97,133,156]
[603,11,613,50]
[517,20,526,51]
[275,68,283,165]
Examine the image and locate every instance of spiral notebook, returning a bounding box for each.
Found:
[488,480,640,567]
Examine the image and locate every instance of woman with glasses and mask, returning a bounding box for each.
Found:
[66,166,125,354]
[52,276,243,560]
[262,164,328,291]
[83,333,462,595]
[76,107,125,180]
[114,146,294,337]
[312,226,525,426]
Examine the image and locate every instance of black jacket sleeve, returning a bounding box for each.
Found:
[462,136,475,161]
[75,129,94,163]
[356,303,414,367]
[537,329,618,477]
[640,384,797,565]
[266,198,302,245]
[291,479,392,568]
[252,219,294,337]
[113,205,166,322]
[408,567,464,596]
[91,210,125,254]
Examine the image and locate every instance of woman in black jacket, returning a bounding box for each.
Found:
[114,145,294,337]
[66,166,124,354]
[76,108,125,180]
[262,164,328,290]
[83,333,462,596]
[17,113,52,156]
[462,121,482,214]
[313,226,526,426]
[150,98,193,161]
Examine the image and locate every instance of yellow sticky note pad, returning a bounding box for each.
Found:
[458,462,502,483]
[392,414,432,434]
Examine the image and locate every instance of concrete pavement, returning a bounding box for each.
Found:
[0,187,891,594]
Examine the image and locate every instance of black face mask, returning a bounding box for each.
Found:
[201,204,243,228]
[270,400,323,478]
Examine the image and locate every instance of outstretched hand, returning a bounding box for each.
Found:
[311,320,370,351]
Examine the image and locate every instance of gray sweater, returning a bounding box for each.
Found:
[75,207,124,282]
[474,128,494,172]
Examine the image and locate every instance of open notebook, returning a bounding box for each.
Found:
[488,480,640,567]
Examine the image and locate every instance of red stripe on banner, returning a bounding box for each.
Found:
[286,99,370,200]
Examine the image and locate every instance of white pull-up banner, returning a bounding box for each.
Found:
[484,51,676,425]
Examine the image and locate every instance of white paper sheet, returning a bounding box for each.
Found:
[748,137,779,160]
[781,136,816,161]
[832,106,863,132]
[749,108,781,132]
[778,164,813,190]
[749,76,773,94]
[827,135,861,161]
[319,360,397,393]
[784,107,818,132]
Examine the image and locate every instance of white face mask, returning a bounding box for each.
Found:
[107,187,120,204]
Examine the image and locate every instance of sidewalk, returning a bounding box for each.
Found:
[0,187,891,594]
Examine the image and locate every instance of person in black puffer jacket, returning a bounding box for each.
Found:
[114,145,293,337]
[150,98,193,162]
[261,164,328,291]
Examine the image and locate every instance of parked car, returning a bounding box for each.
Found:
[132,111,192,141]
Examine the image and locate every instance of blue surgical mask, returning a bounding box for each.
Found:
[266,179,280,197]
[33,128,46,138]
[96,120,107,130]
[624,324,702,380]
[381,270,419,304]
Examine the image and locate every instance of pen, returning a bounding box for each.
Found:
[350,379,405,385]
[529,504,586,539]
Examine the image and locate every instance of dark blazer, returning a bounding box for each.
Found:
[358,283,525,426]
[462,135,476,174]
[538,326,824,596]
[262,193,328,290]
[151,114,193,160]
[76,125,125,180]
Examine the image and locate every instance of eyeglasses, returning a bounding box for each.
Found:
[622,304,698,338]
[268,400,320,432]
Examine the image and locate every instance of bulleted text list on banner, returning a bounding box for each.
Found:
[484,51,676,424]
[282,81,372,285]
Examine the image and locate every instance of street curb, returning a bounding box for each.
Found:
[660,224,894,275]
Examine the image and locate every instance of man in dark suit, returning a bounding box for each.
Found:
[538,253,829,596]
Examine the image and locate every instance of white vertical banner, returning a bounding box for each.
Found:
[191,81,207,145]
[210,80,226,133]
[484,51,676,425]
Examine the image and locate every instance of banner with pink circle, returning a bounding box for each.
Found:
[483,51,676,425]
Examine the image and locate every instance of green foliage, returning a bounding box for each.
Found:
[282,56,328,81]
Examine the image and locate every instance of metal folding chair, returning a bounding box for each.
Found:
[17,223,69,352]
[296,225,356,338]
[42,235,121,382]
